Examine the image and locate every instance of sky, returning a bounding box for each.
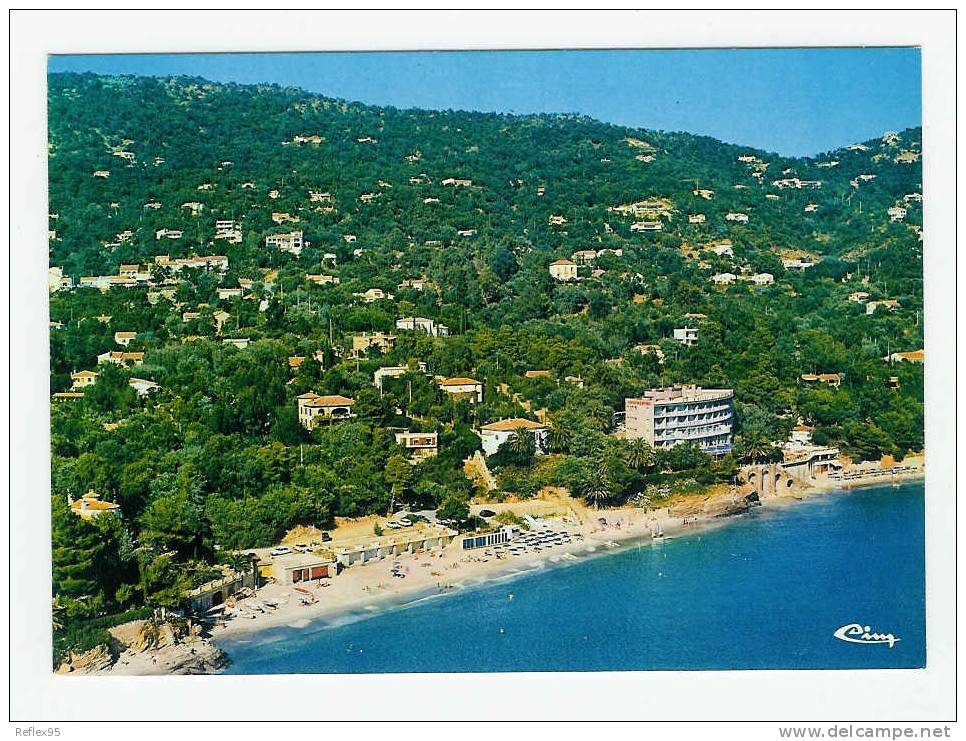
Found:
[48,48,921,157]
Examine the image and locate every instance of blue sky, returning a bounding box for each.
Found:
[48,48,921,157]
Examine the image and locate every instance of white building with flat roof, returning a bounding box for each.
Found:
[394,431,439,461]
[673,327,698,346]
[625,386,734,455]
[396,316,449,336]
[374,363,428,390]
[265,230,304,256]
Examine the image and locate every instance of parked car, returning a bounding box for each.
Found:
[270,547,291,556]
[398,518,413,527]
[385,521,403,529]
[319,532,332,542]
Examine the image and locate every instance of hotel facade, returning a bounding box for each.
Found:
[625,386,734,455]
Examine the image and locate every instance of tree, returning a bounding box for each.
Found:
[583,470,611,510]
[384,454,414,512]
[504,428,537,465]
[51,495,115,618]
[626,438,656,472]
[544,421,571,454]
[737,429,770,464]
[436,491,470,524]
[139,489,206,558]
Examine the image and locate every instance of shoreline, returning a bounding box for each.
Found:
[66,470,920,675]
[209,471,924,656]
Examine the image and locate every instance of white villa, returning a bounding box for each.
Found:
[265,230,304,256]
[480,418,548,456]
[438,377,483,404]
[297,393,356,429]
[395,316,449,336]
[548,259,578,281]
[394,431,439,461]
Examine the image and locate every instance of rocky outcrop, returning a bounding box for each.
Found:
[668,486,763,521]
[55,643,115,674]
[58,618,230,676]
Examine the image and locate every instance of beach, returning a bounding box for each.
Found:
[219,478,926,675]
[210,504,680,641]
[64,461,922,675]
[209,460,924,647]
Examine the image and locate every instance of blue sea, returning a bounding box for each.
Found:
[219,482,925,673]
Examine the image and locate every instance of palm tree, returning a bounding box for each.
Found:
[583,470,611,510]
[543,421,571,454]
[505,428,536,464]
[739,429,769,463]
[626,438,656,472]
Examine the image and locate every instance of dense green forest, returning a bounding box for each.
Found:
[47,73,923,656]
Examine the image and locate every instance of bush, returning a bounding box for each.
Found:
[53,606,154,665]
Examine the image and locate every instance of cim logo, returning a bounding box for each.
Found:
[834,623,901,648]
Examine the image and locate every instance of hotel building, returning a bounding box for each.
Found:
[625,386,734,455]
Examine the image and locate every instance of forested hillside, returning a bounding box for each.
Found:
[47,73,923,654]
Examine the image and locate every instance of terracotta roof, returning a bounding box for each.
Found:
[129,378,159,388]
[303,394,355,407]
[482,418,546,432]
[70,491,120,513]
[439,377,480,386]
[894,350,924,362]
[72,370,98,378]
[550,259,576,266]
[525,370,551,378]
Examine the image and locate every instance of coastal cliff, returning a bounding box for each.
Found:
[55,617,229,676]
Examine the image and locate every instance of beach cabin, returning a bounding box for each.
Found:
[185,566,257,612]
[333,528,456,567]
[457,525,517,551]
[272,553,339,585]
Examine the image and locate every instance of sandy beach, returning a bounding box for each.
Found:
[209,505,693,642]
[61,465,923,676]
[208,462,924,646]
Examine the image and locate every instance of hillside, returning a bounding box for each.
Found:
[47,73,923,657]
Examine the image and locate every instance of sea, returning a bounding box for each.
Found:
[218,481,925,673]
